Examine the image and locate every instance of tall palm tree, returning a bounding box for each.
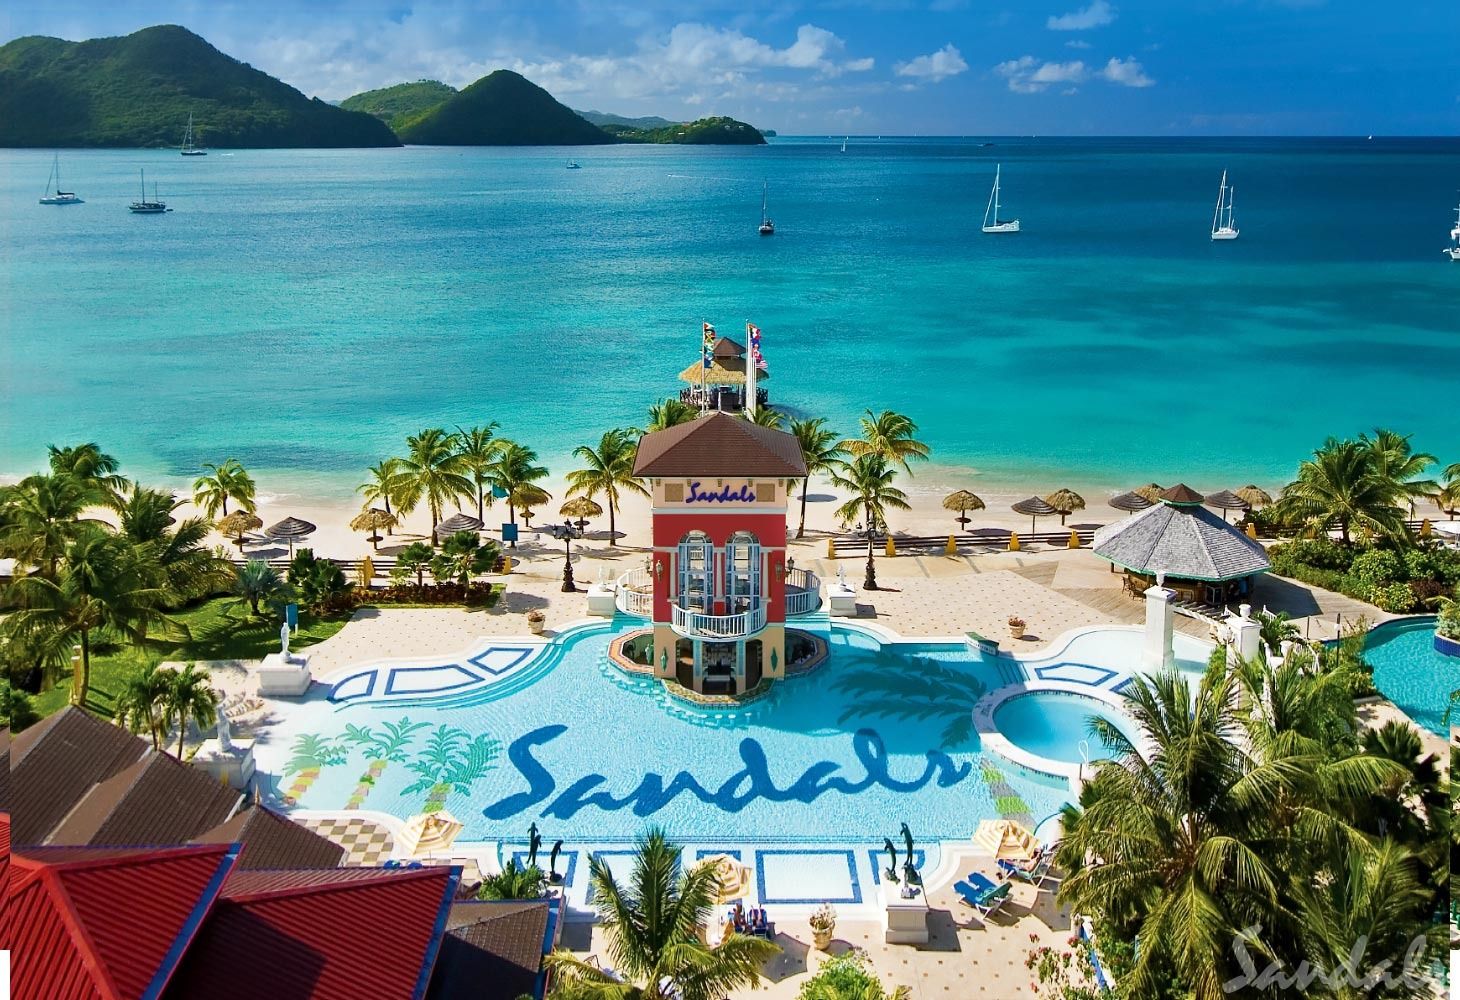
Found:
[830,455,910,591]
[192,459,257,519]
[840,409,930,475]
[0,473,93,578]
[746,406,785,429]
[546,829,779,1000]
[566,429,647,546]
[489,440,550,544]
[357,458,408,535]
[454,423,503,521]
[114,662,172,750]
[399,428,473,542]
[789,417,846,539]
[1276,437,1407,544]
[646,398,699,432]
[47,442,128,507]
[1360,428,1437,516]
[164,662,219,759]
[116,484,232,607]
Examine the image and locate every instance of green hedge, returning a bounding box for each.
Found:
[1268,541,1460,614]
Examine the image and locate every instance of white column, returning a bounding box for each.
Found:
[1230,603,1262,664]
[1143,574,1176,672]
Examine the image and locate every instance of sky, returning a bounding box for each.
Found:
[4,1,1458,135]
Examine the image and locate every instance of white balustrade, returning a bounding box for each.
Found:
[671,602,767,639]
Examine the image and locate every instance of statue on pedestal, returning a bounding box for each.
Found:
[280,621,292,662]
[216,697,234,753]
[882,837,900,884]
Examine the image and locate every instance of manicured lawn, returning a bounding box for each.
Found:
[34,598,353,720]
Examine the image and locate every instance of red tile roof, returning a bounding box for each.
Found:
[165,865,459,1000]
[633,411,807,478]
[191,805,345,870]
[9,843,237,1000]
[0,812,11,949]
[47,752,242,847]
[9,707,149,846]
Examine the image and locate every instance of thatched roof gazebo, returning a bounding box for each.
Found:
[266,516,316,556]
[678,337,769,412]
[1012,496,1059,534]
[1093,483,1270,606]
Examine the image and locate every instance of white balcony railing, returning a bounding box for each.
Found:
[785,568,822,616]
[672,602,767,640]
[615,568,654,617]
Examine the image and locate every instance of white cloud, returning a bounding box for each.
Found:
[994,56,1086,93]
[894,44,969,83]
[1065,39,1091,49]
[1100,56,1155,87]
[1047,1,1116,31]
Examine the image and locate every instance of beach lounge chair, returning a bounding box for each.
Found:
[953,872,999,907]
[998,853,1056,887]
[974,882,1012,919]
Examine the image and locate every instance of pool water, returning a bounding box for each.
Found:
[993,692,1141,765]
[260,624,1169,845]
[1364,616,1459,736]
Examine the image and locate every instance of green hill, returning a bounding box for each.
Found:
[605,116,766,145]
[575,109,678,130]
[396,70,614,146]
[341,79,456,131]
[0,25,399,148]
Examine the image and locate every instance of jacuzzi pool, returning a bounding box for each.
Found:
[993,690,1141,765]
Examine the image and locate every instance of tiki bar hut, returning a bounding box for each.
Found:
[678,336,770,412]
[1092,484,1271,607]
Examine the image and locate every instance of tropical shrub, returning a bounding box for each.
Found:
[1348,548,1404,588]
[2,677,41,731]
[1437,597,1460,641]
[477,859,547,900]
[1025,935,1103,1000]
[1368,581,1421,614]
[286,549,353,612]
[797,951,908,1000]
[369,582,499,607]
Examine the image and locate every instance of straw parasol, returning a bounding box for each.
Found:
[974,819,1040,861]
[396,810,464,857]
[1204,490,1251,523]
[1133,483,1165,504]
[1108,490,1155,515]
[266,516,316,556]
[215,510,263,546]
[942,489,986,528]
[1011,496,1058,535]
[434,512,484,540]
[560,497,604,532]
[349,508,398,551]
[695,853,753,904]
[1044,488,1086,526]
[1234,485,1273,508]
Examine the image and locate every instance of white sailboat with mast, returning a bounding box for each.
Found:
[841,136,848,153]
[981,164,1019,233]
[1211,170,1239,240]
[758,180,774,236]
[39,153,83,204]
[181,112,207,156]
[1445,202,1460,261]
[128,169,170,213]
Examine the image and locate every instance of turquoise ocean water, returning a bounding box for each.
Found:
[3,137,1457,500]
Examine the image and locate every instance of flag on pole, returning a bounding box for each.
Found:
[747,322,768,371]
[702,321,716,369]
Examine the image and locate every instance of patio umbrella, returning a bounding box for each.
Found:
[396,810,464,857]
[1133,483,1165,504]
[1011,496,1058,535]
[215,510,263,546]
[560,497,604,532]
[266,516,316,557]
[942,489,985,528]
[973,819,1040,862]
[349,508,398,551]
[434,513,484,541]
[1108,491,1154,515]
[1204,490,1252,523]
[696,853,753,903]
[1044,488,1086,526]
[1234,484,1273,508]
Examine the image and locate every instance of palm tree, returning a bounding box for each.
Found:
[830,455,909,591]
[399,428,474,542]
[114,662,172,750]
[840,410,930,475]
[489,441,550,544]
[546,828,778,1000]
[0,473,93,578]
[233,559,289,615]
[788,417,846,539]
[646,398,699,432]
[746,406,785,429]
[1276,437,1407,544]
[566,429,647,547]
[47,442,128,506]
[164,661,218,759]
[192,459,257,519]
[431,532,501,586]
[1360,428,1437,516]
[395,541,435,586]
[454,423,503,521]
[357,458,408,535]
[117,485,232,607]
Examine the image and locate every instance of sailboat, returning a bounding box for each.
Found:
[981,164,1019,233]
[565,160,581,169]
[1210,170,1239,241]
[758,180,775,236]
[841,136,848,153]
[39,153,83,205]
[1446,203,1460,261]
[128,169,170,213]
[181,113,207,156]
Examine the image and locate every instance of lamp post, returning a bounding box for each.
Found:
[557,519,583,593]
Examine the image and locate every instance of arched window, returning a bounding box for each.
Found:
[724,530,761,613]
[677,531,713,611]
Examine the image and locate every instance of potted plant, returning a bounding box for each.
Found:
[526,609,546,635]
[809,903,837,950]
[1008,615,1027,639]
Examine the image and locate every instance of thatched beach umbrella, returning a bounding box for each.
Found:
[560,497,603,533]
[434,512,483,541]
[1234,485,1273,509]
[1012,496,1058,535]
[1108,491,1155,515]
[215,510,263,546]
[1204,490,1251,523]
[350,508,398,551]
[1044,488,1086,526]
[1133,483,1165,504]
[266,516,316,557]
[942,490,985,528]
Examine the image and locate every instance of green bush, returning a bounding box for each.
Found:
[798,952,905,1000]
[1270,538,1354,571]
[1349,549,1405,587]
[1368,582,1420,614]
[1437,598,1460,641]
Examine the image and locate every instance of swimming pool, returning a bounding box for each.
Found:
[993,691,1141,765]
[259,622,1188,846]
[1364,616,1458,736]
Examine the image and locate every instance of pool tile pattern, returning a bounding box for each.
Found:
[756,849,862,905]
[301,816,395,866]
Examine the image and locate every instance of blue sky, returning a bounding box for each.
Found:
[5,1,1457,134]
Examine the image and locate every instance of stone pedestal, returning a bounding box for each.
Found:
[257,652,313,697]
[1143,582,1176,673]
[880,883,930,944]
[1230,603,1262,663]
[586,584,617,618]
[827,583,858,616]
[193,738,256,789]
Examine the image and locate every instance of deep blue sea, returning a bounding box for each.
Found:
[3,137,1457,500]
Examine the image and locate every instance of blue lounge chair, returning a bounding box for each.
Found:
[998,854,1055,887]
[974,882,1012,919]
[963,871,999,896]
[954,880,991,908]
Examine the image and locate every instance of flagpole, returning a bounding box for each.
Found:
[700,318,707,409]
[745,319,757,418]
